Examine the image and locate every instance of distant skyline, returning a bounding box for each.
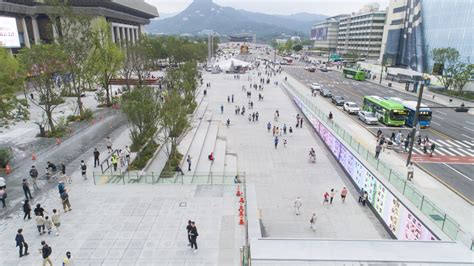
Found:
[146,0,389,17]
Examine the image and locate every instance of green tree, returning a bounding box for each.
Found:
[431,47,460,89]
[19,44,67,134]
[450,63,474,91]
[0,48,29,126]
[90,17,124,106]
[121,86,161,150]
[47,0,93,117]
[292,44,303,52]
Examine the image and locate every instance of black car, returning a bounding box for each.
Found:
[331,95,345,106]
[320,89,332,97]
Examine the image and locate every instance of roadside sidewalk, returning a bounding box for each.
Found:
[330,66,472,109]
[284,72,473,246]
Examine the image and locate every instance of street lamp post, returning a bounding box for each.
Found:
[406,78,425,166]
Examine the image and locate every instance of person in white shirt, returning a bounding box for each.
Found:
[294,196,302,215]
[407,162,414,181]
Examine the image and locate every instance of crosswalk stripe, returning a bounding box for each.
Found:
[445,140,461,148]
[437,147,456,156]
[464,149,474,157]
[455,149,473,157]
[453,140,471,148]
[447,148,465,156]
[434,139,451,147]
[413,147,425,154]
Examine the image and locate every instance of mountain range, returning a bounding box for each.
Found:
[146,0,327,40]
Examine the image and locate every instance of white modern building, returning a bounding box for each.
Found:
[337,4,386,60]
[311,15,348,55]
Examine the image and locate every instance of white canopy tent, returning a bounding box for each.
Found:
[213,58,251,72]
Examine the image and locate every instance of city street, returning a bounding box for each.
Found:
[282,63,474,203]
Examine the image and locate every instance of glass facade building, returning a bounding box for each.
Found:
[381,0,473,73]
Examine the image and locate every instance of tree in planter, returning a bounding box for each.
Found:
[89,17,124,107]
[121,86,161,151]
[159,89,190,163]
[46,0,94,117]
[121,37,155,90]
[451,63,474,92]
[0,48,29,126]
[19,44,67,135]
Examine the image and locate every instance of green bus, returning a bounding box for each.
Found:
[343,68,366,81]
[363,96,407,126]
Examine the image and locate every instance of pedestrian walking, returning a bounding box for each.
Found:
[93,148,100,168]
[329,189,337,204]
[220,105,224,114]
[267,122,271,132]
[272,126,276,136]
[255,111,259,121]
[289,126,293,134]
[300,117,304,128]
[80,160,87,180]
[187,155,192,171]
[61,190,72,212]
[294,196,302,215]
[34,203,46,217]
[227,96,230,103]
[310,213,316,231]
[15,229,29,258]
[29,165,39,190]
[44,216,54,235]
[189,222,199,252]
[231,94,234,103]
[52,209,61,235]
[106,137,113,153]
[407,162,414,181]
[341,187,348,203]
[404,138,409,152]
[284,139,287,147]
[22,200,31,220]
[186,220,193,247]
[124,145,131,165]
[35,215,45,235]
[323,192,329,205]
[430,142,436,157]
[40,241,53,266]
[274,136,279,149]
[362,191,368,206]
[63,251,74,266]
[22,179,33,200]
[283,124,287,134]
[375,144,382,159]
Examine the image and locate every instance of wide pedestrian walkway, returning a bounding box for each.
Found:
[199,70,389,239]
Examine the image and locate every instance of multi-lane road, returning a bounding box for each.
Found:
[277,59,473,203]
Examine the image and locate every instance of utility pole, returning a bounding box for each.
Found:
[406,80,425,166]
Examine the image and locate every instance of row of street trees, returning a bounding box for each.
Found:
[0,0,210,138]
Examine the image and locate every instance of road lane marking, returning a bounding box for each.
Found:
[443,163,473,181]
[431,121,441,126]
[445,140,462,148]
[437,111,447,115]
[437,147,456,156]
[462,134,474,140]
[433,148,446,156]
[432,115,445,120]
[463,126,474,132]
[467,121,474,126]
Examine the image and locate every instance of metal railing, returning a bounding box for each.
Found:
[93,171,243,185]
[284,82,463,242]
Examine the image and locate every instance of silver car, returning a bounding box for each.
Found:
[358,111,378,125]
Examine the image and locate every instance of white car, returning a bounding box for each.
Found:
[310,83,321,91]
[358,111,378,125]
[343,102,360,114]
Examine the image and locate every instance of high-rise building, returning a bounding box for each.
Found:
[0,0,159,51]
[380,0,473,73]
[336,4,386,60]
[311,15,348,55]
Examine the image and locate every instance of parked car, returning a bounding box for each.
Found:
[310,83,322,91]
[358,111,378,125]
[343,102,360,114]
[320,89,332,97]
[319,67,328,72]
[331,95,345,106]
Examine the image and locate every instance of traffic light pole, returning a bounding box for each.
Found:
[406,82,424,166]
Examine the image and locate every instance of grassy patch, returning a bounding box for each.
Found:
[160,150,183,178]
[128,140,159,170]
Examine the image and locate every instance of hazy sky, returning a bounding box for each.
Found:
[146,0,389,16]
